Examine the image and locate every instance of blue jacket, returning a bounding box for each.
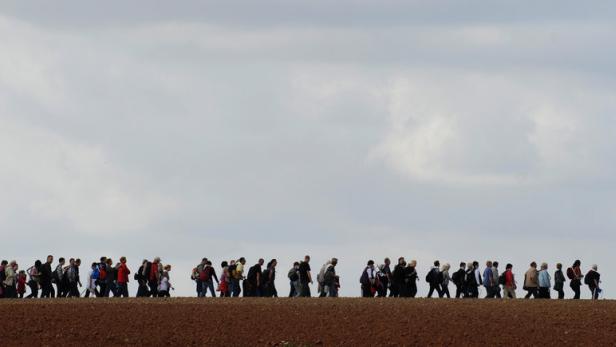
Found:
[538,270,551,288]
[483,267,493,287]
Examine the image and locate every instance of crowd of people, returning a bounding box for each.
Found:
[359,258,602,300]
[0,255,603,300]
[0,256,175,299]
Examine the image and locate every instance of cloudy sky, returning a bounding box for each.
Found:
[1,1,614,298]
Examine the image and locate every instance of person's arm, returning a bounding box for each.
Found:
[308,271,313,283]
[213,269,219,284]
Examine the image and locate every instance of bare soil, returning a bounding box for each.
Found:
[0,298,614,346]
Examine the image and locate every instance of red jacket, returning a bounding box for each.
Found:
[117,263,130,284]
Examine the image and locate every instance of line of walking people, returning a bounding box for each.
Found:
[359,258,602,300]
[190,255,340,298]
[0,255,176,299]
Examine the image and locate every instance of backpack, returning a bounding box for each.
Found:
[584,272,592,285]
[566,267,575,280]
[288,268,299,282]
[498,272,506,286]
[425,269,434,283]
[451,270,460,285]
[359,267,370,285]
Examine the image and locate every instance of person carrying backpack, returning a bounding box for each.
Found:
[40,255,55,298]
[245,259,264,297]
[194,258,207,297]
[483,261,495,299]
[585,264,601,300]
[298,256,313,297]
[464,262,478,298]
[135,259,149,297]
[567,260,584,299]
[376,258,392,297]
[201,260,219,297]
[322,258,338,297]
[451,262,466,298]
[262,259,278,297]
[403,260,419,298]
[288,262,301,297]
[231,258,246,297]
[3,261,17,298]
[360,260,376,297]
[26,260,42,299]
[426,260,443,298]
[391,257,406,298]
[54,257,66,298]
[554,263,566,299]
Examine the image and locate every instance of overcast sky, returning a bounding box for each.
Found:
[1,1,614,298]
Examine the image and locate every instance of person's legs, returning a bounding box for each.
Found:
[148,281,158,297]
[196,280,203,297]
[573,283,581,299]
[442,285,450,298]
[427,285,435,298]
[207,280,216,297]
[494,286,502,298]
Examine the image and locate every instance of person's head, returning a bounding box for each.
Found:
[100,256,107,263]
[384,258,391,265]
[142,259,148,266]
[573,260,581,267]
[230,260,236,265]
[201,258,208,264]
[459,262,466,269]
[541,263,548,270]
[258,258,264,266]
[19,270,25,275]
[239,257,246,264]
[493,261,499,268]
[293,261,300,269]
[164,264,171,271]
[367,260,375,267]
[530,262,537,268]
[467,263,473,270]
[106,258,113,266]
[304,255,311,263]
[1,260,8,266]
[398,257,406,265]
[486,261,492,268]
[506,263,513,270]
[120,257,126,264]
[47,255,54,264]
[75,259,81,266]
[556,263,562,270]
[35,260,42,268]
[69,258,75,265]
[154,257,161,264]
[59,257,65,265]
[10,260,17,269]
[221,261,228,268]
[270,259,277,268]
[409,260,417,267]
[434,260,440,267]
[206,260,212,266]
[592,264,598,271]
[91,262,98,269]
[331,258,338,266]
[442,263,450,271]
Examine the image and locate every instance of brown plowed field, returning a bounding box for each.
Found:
[1,298,615,346]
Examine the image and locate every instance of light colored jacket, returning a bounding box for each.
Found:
[3,266,16,286]
[524,268,539,288]
[538,270,551,288]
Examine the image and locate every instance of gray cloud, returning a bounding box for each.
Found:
[1,3,614,297]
